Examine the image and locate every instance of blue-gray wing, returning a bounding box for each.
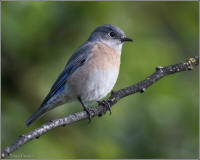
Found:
[40,41,94,107]
[25,42,94,126]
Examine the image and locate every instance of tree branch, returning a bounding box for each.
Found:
[1,56,199,158]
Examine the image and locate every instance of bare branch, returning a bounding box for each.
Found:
[1,56,199,158]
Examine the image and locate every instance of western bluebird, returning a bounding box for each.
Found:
[25,24,133,126]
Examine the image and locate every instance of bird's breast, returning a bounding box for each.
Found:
[87,42,121,70]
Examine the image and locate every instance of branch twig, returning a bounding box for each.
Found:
[1,56,199,158]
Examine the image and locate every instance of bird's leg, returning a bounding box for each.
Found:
[97,100,112,115]
[78,97,92,122]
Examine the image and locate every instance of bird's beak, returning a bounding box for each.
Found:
[121,37,133,42]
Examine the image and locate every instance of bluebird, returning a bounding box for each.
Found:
[25,24,133,126]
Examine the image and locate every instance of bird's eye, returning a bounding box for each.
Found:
[109,32,115,37]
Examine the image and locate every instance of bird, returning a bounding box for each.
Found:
[25,24,133,126]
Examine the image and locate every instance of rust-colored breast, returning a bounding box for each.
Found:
[87,43,121,70]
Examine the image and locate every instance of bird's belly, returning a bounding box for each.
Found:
[67,68,119,105]
[81,69,119,105]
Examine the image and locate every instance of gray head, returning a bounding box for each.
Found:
[88,24,133,53]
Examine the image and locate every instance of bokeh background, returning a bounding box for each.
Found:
[2,1,199,159]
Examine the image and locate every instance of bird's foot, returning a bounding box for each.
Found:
[97,100,112,115]
[78,96,94,123]
[83,107,93,122]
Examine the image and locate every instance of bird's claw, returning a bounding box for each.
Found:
[84,107,93,122]
[97,100,112,115]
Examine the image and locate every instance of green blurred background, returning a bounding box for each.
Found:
[2,1,199,159]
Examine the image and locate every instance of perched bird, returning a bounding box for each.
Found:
[25,24,133,126]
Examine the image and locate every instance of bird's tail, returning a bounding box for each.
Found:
[25,105,48,127]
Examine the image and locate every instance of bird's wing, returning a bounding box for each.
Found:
[25,42,94,126]
[40,41,94,107]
